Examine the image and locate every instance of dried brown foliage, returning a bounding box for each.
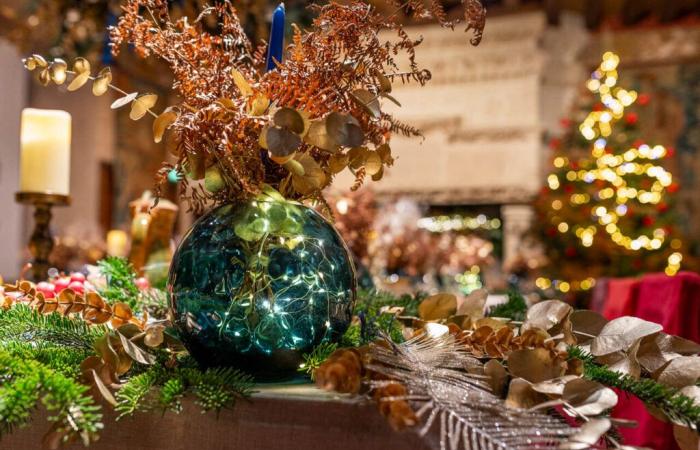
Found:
[105,0,485,211]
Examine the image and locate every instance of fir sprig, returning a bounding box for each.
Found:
[569,346,700,430]
[115,360,256,419]
[0,350,103,444]
[487,289,527,322]
[0,305,106,350]
[98,257,140,309]
[298,342,338,379]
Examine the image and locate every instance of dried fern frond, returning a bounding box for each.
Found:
[367,334,575,450]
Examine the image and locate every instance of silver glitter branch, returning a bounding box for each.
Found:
[366,334,576,450]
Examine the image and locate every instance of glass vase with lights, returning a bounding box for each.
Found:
[21,0,485,378]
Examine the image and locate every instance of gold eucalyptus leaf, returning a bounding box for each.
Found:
[505,378,547,409]
[153,107,178,143]
[91,369,118,406]
[350,89,381,119]
[204,166,225,193]
[418,293,457,321]
[673,424,700,450]
[23,56,41,71]
[326,112,364,148]
[186,152,206,180]
[328,153,349,174]
[531,375,579,396]
[364,151,383,176]
[67,71,90,91]
[92,67,112,96]
[304,119,338,152]
[456,288,487,319]
[371,165,384,181]
[266,126,302,157]
[283,158,305,176]
[590,316,663,356]
[570,310,608,344]
[656,356,700,388]
[130,93,158,120]
[110,92,138,109]
[484,359,509,397]
[143,324,165,347]
[562,378,618,416]
[49,59,68,85]
[637,332,700,374]
[273,107,305,134]
[73,57,90,74]
[347,147,369,170]
[291,154,325,195]
[564,418,611,447]
[231,68,253,97]
[522,300,572,332]
[376,143,394,165]
[249,94,270,116]
[507,348,563,383]
[38,68,51,86]
[270,152,296,165]
[117,331,156,365]
[31,54,48,68]
[596,340,642,379]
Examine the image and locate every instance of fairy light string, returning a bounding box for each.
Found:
[540,52,683,292]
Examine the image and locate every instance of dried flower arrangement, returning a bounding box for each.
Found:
[23,0,486,214]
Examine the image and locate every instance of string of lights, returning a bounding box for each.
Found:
[538,52,683,292]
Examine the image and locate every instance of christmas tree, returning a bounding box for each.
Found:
[533,52,684,294]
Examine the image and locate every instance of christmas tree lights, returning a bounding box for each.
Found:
[534,52,684,293]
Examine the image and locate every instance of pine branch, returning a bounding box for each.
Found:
[98,257,140,309]
[1,341,90,378]
[115,360,256,419]
[487,289,527,321]
[0,350,103,445]
[0,305,106,350]
[569,346,700,430]
[298,342,338,379]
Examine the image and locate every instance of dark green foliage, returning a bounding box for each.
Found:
[115,360,256,419]
[0,350,103,444]
[98,256,140,309]
[487,289,527,322]
[569,346,700,430]
[2,341,89,378]
[0,305,106,350]
[298,342,338,379]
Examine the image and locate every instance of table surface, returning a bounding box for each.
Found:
[4,383,433,450]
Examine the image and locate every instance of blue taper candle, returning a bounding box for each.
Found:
[265,3,285,72]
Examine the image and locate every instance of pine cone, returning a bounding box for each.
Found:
[373,382,417,430]
[315,347,365,394]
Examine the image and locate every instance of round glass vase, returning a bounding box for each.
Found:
[167,192,356,379]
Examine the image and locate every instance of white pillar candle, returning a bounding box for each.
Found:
[19,108,71,196]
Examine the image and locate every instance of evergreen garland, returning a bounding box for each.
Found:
[486,289,528,322]
[97,257,140,309]
[298,342,338,379]
[0,350,103,445]
[569,346,700,430]
[115,358,256,419]
[0,305,106,350]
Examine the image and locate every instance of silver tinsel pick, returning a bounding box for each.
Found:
[366,333,577,450]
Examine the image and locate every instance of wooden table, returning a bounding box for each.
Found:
[4,384,432,450]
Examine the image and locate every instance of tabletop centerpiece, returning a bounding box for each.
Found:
[23,0,486,378]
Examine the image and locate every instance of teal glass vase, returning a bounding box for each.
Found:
[168,191,356,379]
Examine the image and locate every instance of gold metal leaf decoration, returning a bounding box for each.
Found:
[130,93,157,120]
[364,151,382,176]
[326,112,364,148]
[266,126,301,157]
[23,54,47,71]
[110,92,139,109]
[153,107,178,143]
[418,293,457,320]
[273,107,305,134]
[591,316,663,356]
[305,119,338,153]
[49,59,68,85]
[291,153,325,195]
[92,67,112,96]
[350,89,381,119]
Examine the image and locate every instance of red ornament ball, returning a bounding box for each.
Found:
[68,281,85,295]
[625,112,638,125]
[642,216,655,227]
[666,147,676,157]
[668,183,680,193]
[638,93,651,105]
[54,277,71,293]
[36,282,56,299]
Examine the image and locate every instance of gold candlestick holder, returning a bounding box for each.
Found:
[15,192,70,281]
